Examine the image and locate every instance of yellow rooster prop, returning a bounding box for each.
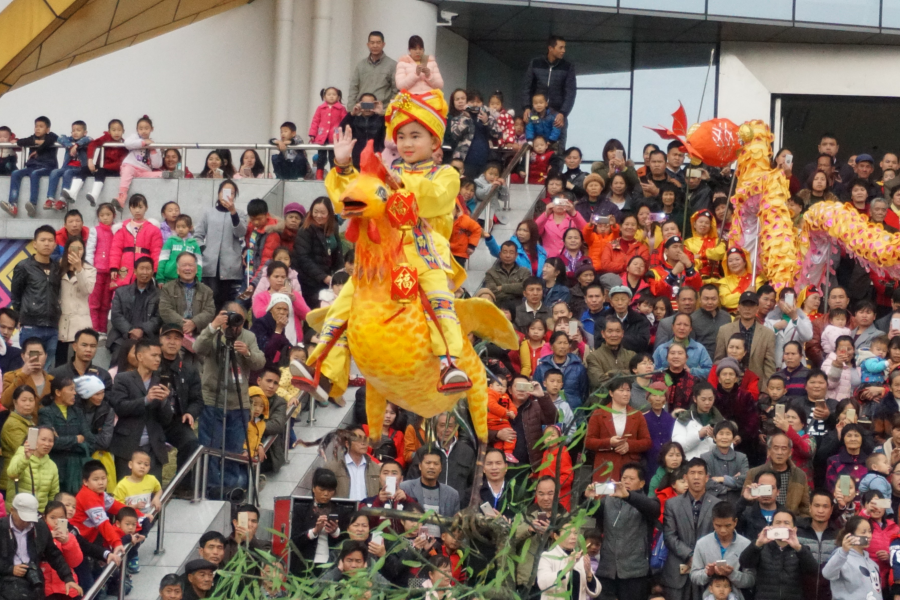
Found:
[304,143,518,451]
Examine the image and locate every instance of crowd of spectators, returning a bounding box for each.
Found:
[1,24,900,600]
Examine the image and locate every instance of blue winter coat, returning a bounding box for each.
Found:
[486,235,547,277]
[525,109,561,142]
[532,353,589,410]
[652,339,713,379]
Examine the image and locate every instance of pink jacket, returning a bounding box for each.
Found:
[86,222,114,271]
[109,218,163,287]
[821,351,861,401]
[252,289,310,342]
[821,324,851,355]
[308,102,349,144]
[394,54,443,94]
[535,211,587,258]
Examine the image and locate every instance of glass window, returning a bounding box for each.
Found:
[567,90,631,162]
[576,72,631,89]
[794,0,880,27]
[619,0,705,13]
[707,0,792,21]
[629,65,716,161]
[882,0,900,29]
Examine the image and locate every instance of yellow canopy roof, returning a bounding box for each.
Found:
[0,0,251,96]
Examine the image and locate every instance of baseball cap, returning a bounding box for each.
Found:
[856,153,874,164]
[739,291,759,305]
[12,493,39,522]
[664,235,684,249]
[159,323,184,337]
[608,285,633,299]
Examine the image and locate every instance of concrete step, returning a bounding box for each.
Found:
[465,183,543,291]
[128,499,231,600]
[0,175,326,238]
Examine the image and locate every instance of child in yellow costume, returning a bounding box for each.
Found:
[298,89,468,402]
[717,246,766,313]
[684,208,726,284]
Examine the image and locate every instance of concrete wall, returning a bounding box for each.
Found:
[436,27,469,95]
[466,42,520,110]
[0,177,326,237]
[0,0,276,174]
[718,41,900,125]
[0,0,454,173]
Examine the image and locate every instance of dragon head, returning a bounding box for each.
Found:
[338,141,393,221]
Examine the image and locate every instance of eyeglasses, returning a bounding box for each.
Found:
[891,471,900,476]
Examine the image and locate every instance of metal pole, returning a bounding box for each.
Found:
[193,452,202,502]
[220,343,230,502]
[307,391,317,425]
[284,414,291,465]
[202,453,209,501]
[265,148,272,178]
[155,505,166,555]
[525,147,531,184]
[118,552,126,600]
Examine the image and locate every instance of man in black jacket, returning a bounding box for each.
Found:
[291,468,341,576]
[50,328,112,393]
[339,93,386,169]
[521,35,576,150]
[158,324,202,478]
[0,308,23,374]
[739,509,818,600]
[599,286,651,352]
[0,493,81,600]
[797,489,838,600]
[10,225,60,366]
[406,412,476,500]
[737,471,784,543]
[109,339,174,480]
[592,462,660,600]
[107,256,161,364]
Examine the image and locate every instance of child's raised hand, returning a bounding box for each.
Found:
[333,125,357,166]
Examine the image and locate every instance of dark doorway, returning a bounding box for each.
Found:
[778,94,900,174]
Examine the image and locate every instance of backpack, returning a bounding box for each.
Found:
[650,528,668,574]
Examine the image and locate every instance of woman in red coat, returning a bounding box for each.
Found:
[647,236,702,311]
[585,377,652,483]
[598,213,649,275]
[362,402,406,467]
[109,193,162,288]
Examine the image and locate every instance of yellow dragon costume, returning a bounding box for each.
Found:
[305,89,468,400]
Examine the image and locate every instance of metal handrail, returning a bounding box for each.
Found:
[82,539,135,600]
[0,141,334,178]
[153,444,207,556]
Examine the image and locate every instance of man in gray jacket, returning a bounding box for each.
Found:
[194,303,266,498]
[592,462,660,600]
[399,446,460,518]
[663,457,723,600]
[158,253,216,341]
[347,31,398,106]
[690,502,755,600]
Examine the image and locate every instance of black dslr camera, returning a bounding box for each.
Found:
[224,310,244,343]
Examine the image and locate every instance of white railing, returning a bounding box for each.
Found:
[0,142,334,179]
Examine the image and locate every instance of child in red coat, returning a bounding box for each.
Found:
[41,500,83,599]
[538,425,573,511]
[308,87,349,179]
[109,194,162,288]
[86,203,117,332]
[487,378,518,464]
[84,120,128,206]
[72,461,146,551]
[513,136,556,185]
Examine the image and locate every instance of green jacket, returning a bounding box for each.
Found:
[157,236,203,284]
[39,402,94,494]
[0,411,33,490]
[6,446,60,511]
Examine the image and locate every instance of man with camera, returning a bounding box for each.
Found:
[0,493,82,600]
[194,304,265,497]
[737,471,784,543]
[109,339,174,480]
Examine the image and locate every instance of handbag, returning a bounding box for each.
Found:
[649,528,668,574]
